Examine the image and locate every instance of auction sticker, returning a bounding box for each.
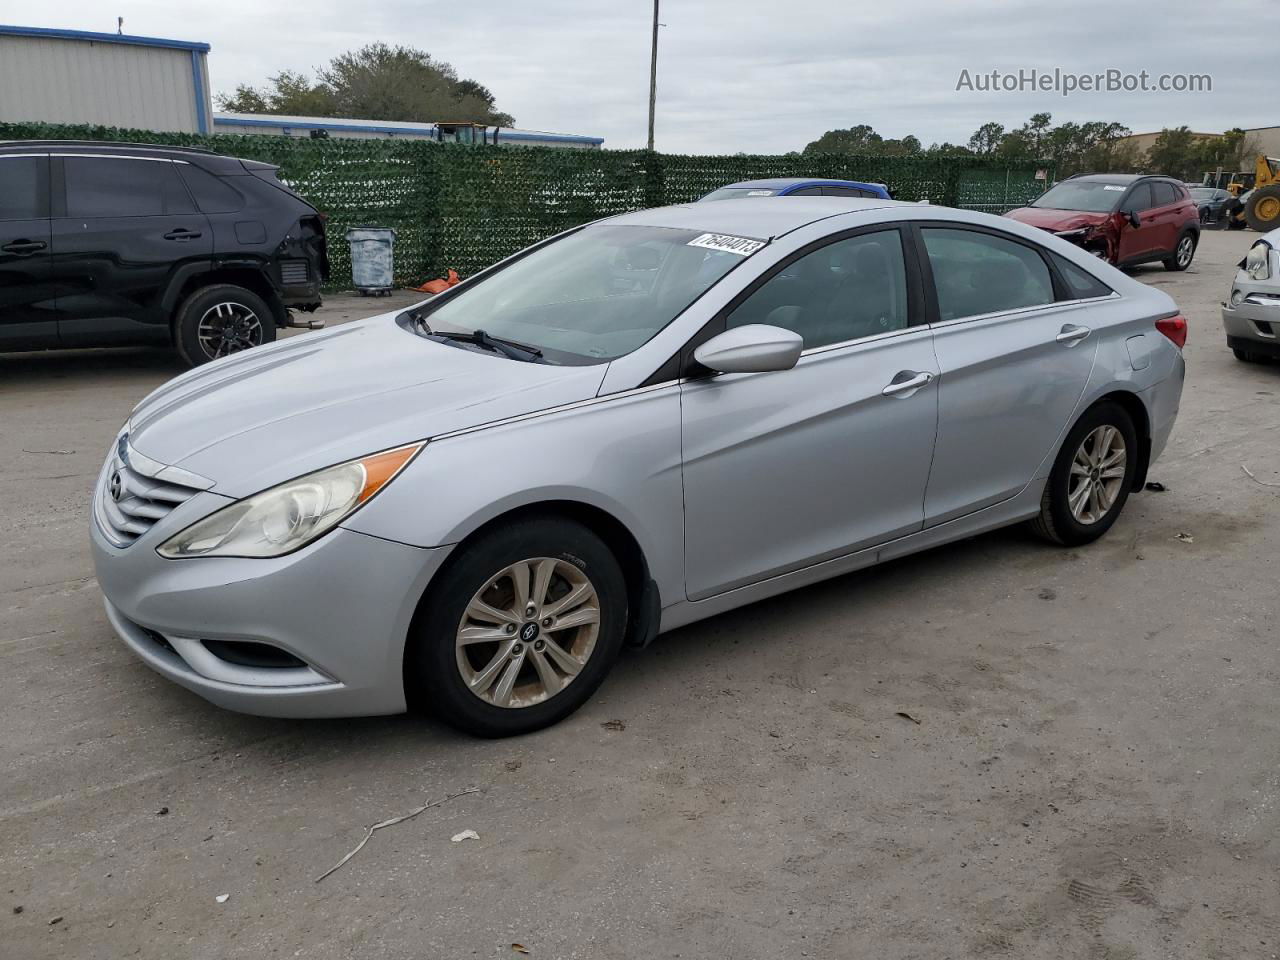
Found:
[687,233,766,256]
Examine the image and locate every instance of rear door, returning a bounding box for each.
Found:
[50,154,212,346]
[680,226,939,599]
[918,224,1100,526]
[0,153,56,349]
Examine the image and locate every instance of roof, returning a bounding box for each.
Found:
[0,140,255,174]
[609,196,901,239]
[721,177,887,190]
[1068,173,1182,184]
[213,112,604,146]
[0,24,209,53]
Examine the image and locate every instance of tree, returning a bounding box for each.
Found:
[216,44,514,126]
[967,122,1004,156]
[1146,126,1201,180]
[803,126,921,157]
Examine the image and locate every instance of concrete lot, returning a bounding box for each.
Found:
[2,231,1278,960]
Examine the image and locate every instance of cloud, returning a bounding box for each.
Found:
[17,0,1270,153]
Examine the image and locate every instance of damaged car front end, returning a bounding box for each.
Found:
[1223,232,1280,363]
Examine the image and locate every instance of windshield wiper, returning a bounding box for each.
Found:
[428,328,543,362]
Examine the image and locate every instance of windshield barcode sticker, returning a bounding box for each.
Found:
[688,233,766,256]
[1102,185,1125,191]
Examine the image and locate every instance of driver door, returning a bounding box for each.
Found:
[1117,182,1156,262]
[679,226,939,600]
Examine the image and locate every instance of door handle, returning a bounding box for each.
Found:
[1056,324,1091,345]
[1,239,47,255]
[163,228,203,241]
[882,370,935,397]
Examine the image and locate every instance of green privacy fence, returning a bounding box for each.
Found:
[1,121,1048,288]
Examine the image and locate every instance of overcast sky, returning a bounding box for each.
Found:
[13,0,1271,153]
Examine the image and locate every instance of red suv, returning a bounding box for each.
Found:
[1005,174,1200,271]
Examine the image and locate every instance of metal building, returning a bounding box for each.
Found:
[0,25,212,133]
[213,113,604,149]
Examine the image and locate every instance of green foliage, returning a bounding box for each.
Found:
[1145,126,1259,181]
[0,120,1045,289]
[216,43,514,127]
[803,125,923,157]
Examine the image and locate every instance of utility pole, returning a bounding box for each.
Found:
[647,0,659,151]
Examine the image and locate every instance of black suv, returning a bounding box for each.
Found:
[0,141,329,365]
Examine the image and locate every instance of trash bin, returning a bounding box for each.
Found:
[346,227,397,296]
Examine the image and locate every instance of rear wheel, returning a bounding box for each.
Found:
[1030,401,1138,546]
[1163,232,1196,271]
[174,284,276,367]
[407,517,628,737]
[1234,347,1265,364]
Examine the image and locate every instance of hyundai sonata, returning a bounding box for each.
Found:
[92,198,1186,736]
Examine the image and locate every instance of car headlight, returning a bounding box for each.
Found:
[157,443,424,559]
[1230,288,1245,306]
[1246,242,1271,281]
[1055,228,1089,241]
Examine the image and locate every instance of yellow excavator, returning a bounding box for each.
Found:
[1219,155,1280,231]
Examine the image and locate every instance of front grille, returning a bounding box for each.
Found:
[96,436,204,547]
[279,259,310,285]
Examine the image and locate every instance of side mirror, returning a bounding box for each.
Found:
[1127,209,1141,229]
[694,324,804,375]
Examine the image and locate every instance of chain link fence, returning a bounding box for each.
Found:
[2,121,1048,288]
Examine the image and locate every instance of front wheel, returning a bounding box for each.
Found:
[1163,232,1196,271]
[174,284,276,367]
[1029,402,1138,546]
[407,517,628,737]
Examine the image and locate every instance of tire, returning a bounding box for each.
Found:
[1199,206,1211,225]
[1244,184,1280,232]
[174,284,276,367]
[1163,231,1196,271]
[1234,347,1262,364]
[407,516,628,738]
[1029,401,1139,547]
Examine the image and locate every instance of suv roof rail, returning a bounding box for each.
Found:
[0,139,219,155]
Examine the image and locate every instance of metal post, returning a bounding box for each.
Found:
[647,0,659,151]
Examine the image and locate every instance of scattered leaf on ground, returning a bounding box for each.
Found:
[512,944,530,955]
[1172,532,1194,544]
[451,829,480,843]
[600,719,626,731]
[895,711,922,725]
[214,894,229,904]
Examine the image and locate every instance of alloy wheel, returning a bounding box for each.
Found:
[196,302,264,359]
[1176,236,1194,268]
[1068,425,1127,525]
[455,557,601,709]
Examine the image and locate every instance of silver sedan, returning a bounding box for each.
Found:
[91,198,1187,736]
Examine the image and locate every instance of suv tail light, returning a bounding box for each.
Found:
[1155,313,1188,349]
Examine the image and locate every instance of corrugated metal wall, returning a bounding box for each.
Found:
[0,35,208,132]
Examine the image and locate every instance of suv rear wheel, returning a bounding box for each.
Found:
[174,284,276,367]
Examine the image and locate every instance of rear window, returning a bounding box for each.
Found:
[178,164,244,213]
[922,227,1055,320]
[0,155,45,219]
[64,157,193,217]
[1051,253,1113,300]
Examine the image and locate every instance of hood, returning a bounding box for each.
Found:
[1004,206,1111,232]
[127,312,608,497]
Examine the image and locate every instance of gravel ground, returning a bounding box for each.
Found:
[2,230,1277,960]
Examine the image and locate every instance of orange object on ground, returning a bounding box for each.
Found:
[415,269,460,294]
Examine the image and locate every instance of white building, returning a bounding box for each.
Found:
[0,24,212,133]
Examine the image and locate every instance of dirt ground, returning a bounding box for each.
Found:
[2,230,1277,960]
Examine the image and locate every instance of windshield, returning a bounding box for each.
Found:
[416,224,758,363]
[700,187,779,201]
[1031,181,1127,213]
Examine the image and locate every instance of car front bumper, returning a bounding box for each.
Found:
[1222,282,1280,355]
[91,515,451,718]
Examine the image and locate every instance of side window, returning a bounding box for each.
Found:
[64,157,194,217]
[787,186,824,196]
[823,186,870,198]
[1151,182,1177,207]
[1051,252,1113,300]
[177,164,244,213]
[0,156,47,220]
[1122,183,1153,212]
[728,229,909,349]
[921,227,1054,321]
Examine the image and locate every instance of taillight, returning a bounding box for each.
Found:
[1155,313,1188,349]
